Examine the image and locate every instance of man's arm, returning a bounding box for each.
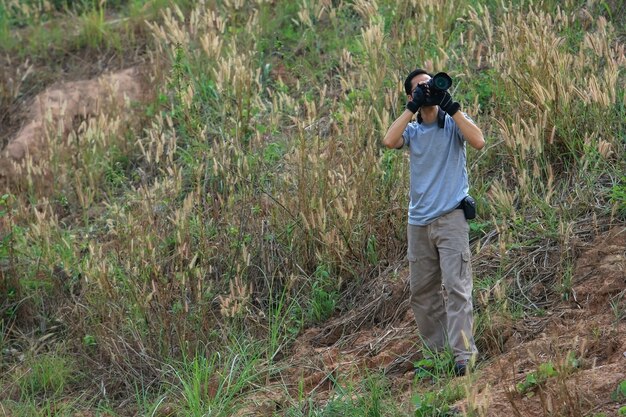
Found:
[452,112,485,150]
[434,90,485,150]
[384,85,428,149]
[382,109,413,149]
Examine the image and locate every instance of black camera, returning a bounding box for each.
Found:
[412,72,453,103]
[410,71,454,113]
[427,72,452,91]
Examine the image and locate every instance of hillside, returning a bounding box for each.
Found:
[0,0,625,416]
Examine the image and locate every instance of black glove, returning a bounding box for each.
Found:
[406,85,427,113]
[429,90,460,116]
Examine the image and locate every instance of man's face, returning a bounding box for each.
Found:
[409,73,431,99]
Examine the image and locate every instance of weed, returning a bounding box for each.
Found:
[611,379,626,402]
[266,281,303,362]
[609,290,626,325]
[284,372,404,417]
[516,353,579,397]
[516,361,558,396]
[0,194,22,324]
[412,349,460,383]
[17,353,76,399]
[77,2,108,50]
[307,264,339,324]
[171,344,262,417]
[413,383,464,417]
[609,177,626,218]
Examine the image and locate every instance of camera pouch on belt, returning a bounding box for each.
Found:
[461,195,476,220]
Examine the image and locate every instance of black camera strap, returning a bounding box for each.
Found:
[417,108,447,128]
[437,108,446,128]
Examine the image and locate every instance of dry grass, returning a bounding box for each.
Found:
[0,0,624,414]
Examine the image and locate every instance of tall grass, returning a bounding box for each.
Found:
[0,0,624,413]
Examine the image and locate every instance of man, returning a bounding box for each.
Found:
[382,68,485,376]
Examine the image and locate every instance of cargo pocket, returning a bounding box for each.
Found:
[460,250,472,282]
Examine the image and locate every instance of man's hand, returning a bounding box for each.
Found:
[406,85,427,114]
[429,90,460,116]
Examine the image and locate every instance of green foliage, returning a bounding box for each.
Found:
[458,68,506,113]
[267,282,303,362]
[516,361,557,396]
[76,3,114,50]
[516,354,579,396]
[0,399,78,417]
[307,264,339,324]
[412,349,468,384]
[285,373,401,417]
[468,220,491,240]
[611,379,626,402]
[413,384,464,417]
[0,193,11,257]
[0,0,173,58]
[172,345,262,417]
[263,142,286,165]
[609,177,626,217]
[17,354,76,398]
[82,334,97,347]
[0,194,21,324]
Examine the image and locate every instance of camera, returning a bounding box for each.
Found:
[412,72,453,105]
[427,72,452,92]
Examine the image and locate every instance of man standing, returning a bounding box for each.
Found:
[382,68,485,376]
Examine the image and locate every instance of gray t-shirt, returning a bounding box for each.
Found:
[402,113,470,225]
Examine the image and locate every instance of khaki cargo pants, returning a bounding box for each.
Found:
[407,209,478,362]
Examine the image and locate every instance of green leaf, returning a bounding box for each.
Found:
[612,379,626,401]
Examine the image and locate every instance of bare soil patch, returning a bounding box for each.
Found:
[0,67,144,184]
[267,227,625,415]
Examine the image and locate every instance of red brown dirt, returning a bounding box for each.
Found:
[267,226,625,416]
[471,226,626,416]
[0,67,144,182]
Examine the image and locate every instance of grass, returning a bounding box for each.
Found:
[0,0,624,414]
[16,353,76,399]
[282,372,410,417]
[171,346,262,417]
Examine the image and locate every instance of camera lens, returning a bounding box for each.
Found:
[431,72,452,91]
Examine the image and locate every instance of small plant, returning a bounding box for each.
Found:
[516,361,557,396]
[0,193,20,323]
[609,290,626,325]
[0,193,12,260]
[413,349,459,382]
[76,1,109,50]
[82,334,97,348]
[284,372,401,417]
[266,283,303,362]
[307,264,339,324]
[611,379,626,402]
[172,346,262,417]
[413,384,463,417]
[516,354,580,397]
[17,354,75,399]
[609,177,626,217]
